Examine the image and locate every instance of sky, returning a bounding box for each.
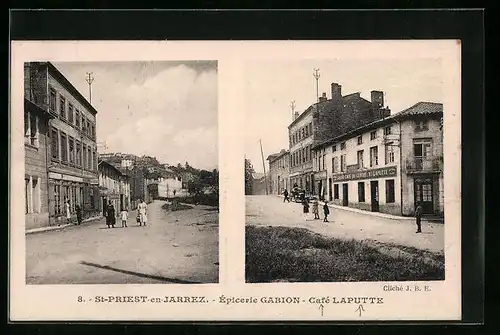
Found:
[244,59,443,173]
[53,61,218,171]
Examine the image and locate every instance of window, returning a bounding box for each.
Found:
[76,111,80,128]
[357,150,364,168]
[413,139,432,157]
[386,179,395,203]
[76,141,82,166]
[86,121,90,136]
[415,120,429,132]
[82,144,87,168]
[370,130,377,140]
[357,135,363,145]
[59,95,66,119]
[302,128,305,138]
[25,178,30,214]
[340,154,346,172]
[91,124,95,139]
[82,117,87,133]
[385,144,395,164]
[32,178,40,213]
[49,88,56,111]
[332,157,339,173]
[60,132,68,162]
[51,128,59,159]
[358,182,365,202]
[69,137,75,164]
[88,147,92,170]
[384,126,392,136]
[309,123,312,136]
[370,146,378,167]
[322,152,326,170]
[68,103,74,123]
[72,186,78,211]
[29,113,38,146]
[334,184,339,199]
[54,184,61,215]
[340,142,346,150]
[332,145,337,152]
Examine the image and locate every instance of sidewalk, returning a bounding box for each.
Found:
[26,216,103,235]
[274,194,443,223]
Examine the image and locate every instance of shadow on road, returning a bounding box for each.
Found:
[80,261,202,284]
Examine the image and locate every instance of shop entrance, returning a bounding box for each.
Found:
[342,183,348,206]
[370,181,379,212]
[414,178,434,214]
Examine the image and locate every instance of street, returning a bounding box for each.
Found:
[26,200,219,284]
[246,195,444,253]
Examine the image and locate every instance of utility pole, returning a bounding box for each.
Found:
[86,72,95,104]
[259,139,269,195]
[313,68,320,103]
[290,100,296,121]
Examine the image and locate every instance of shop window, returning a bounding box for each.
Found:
[386,179,395,203]
[358,182,365,202]
[51,128,59,159]
[370,146,378,167]
[54,184,61,215]
[357,135,363,145]
[334,184,339,199]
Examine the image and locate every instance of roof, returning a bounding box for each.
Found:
[288,93,371,129]
[46,62,98,116]
[267,149,289,163]
[98,159,124,176]
[252,172,266,180]
[313,101,443,149]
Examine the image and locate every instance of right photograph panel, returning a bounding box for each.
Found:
[244,59,445,283]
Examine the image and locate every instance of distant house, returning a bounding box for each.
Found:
[251,172,268,195]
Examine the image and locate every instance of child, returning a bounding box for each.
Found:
[136,208,141,225]
[323,200,330,222]
[120,208,128,228]
[302,198,310,221]
[312,197,320,220]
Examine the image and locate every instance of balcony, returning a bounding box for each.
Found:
[405,156,442,174]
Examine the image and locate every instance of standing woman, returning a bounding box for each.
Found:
[106,201,116,228]
[65,199,72,225]
[302,198,310,221]
[312,197,320,220]
[75,204,82,225]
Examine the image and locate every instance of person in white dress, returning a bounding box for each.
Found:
[138,199,148,226]
[65,199,72,225]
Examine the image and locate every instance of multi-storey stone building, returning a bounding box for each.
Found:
[24,62,101,228]
[98,159,130,217]
[267,149,290,195]
[288,82,391,196]
[312,102,443,217]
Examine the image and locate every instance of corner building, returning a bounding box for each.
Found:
[313,102,443,217]
[267,149,290,195]
[288,82,390,195]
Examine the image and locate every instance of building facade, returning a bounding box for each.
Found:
[98,160,131,216]
[267,149,290,195]
[288,82,390,196]
[25,62,101,228]
[312,102,443,217]
[24,63,55,230]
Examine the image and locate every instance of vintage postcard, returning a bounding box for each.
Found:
[10,40,461,321]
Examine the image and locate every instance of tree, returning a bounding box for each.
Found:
[245,159,255,195]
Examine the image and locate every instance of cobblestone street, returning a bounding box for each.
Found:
[26,200,219,284]
[246,195,444,253]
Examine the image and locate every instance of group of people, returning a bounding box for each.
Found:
[282,188,330,222]
[105,199,149,229]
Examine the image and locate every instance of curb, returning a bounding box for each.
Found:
[26,217,103,235]
[273,194,443,223]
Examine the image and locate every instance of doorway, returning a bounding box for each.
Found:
[342,183,348,206]
[318,180,323,200]
[370,181,379,212]
[310,174,315,195]
[414,178,434,214]
[328,178,332,201]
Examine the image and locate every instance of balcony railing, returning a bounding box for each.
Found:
[405,156,442,173]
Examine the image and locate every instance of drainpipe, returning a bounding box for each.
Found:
[398,119,403,216]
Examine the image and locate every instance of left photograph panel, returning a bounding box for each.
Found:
[23,61,219,284]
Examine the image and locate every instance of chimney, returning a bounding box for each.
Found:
[294,111,299,120]
[318,92,327,103]
[371,90,384,108]
[331,83,342,105]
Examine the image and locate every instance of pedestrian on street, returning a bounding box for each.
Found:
[323,200,330,222]
[138,199,148,226]
[65,199,72,225]
[302,198,310,221]
[106,201,116,228]
[120,207,128,228]
[75,204,82,225]
[283,189,290,203]
[415,201,423,233]
[312,197,320,220]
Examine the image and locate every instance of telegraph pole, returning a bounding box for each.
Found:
[313,68,320,103]
[290,100,296,121]
[86,72,95,104]
[259,139,269,195]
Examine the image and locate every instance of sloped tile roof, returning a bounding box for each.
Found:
[396,101,443,117]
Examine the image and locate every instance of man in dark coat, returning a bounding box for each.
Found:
[106,201,116,228]
[283,189,290,203]
[323,201,330,222]
[75,204,82,225]
[415,201,423,233]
